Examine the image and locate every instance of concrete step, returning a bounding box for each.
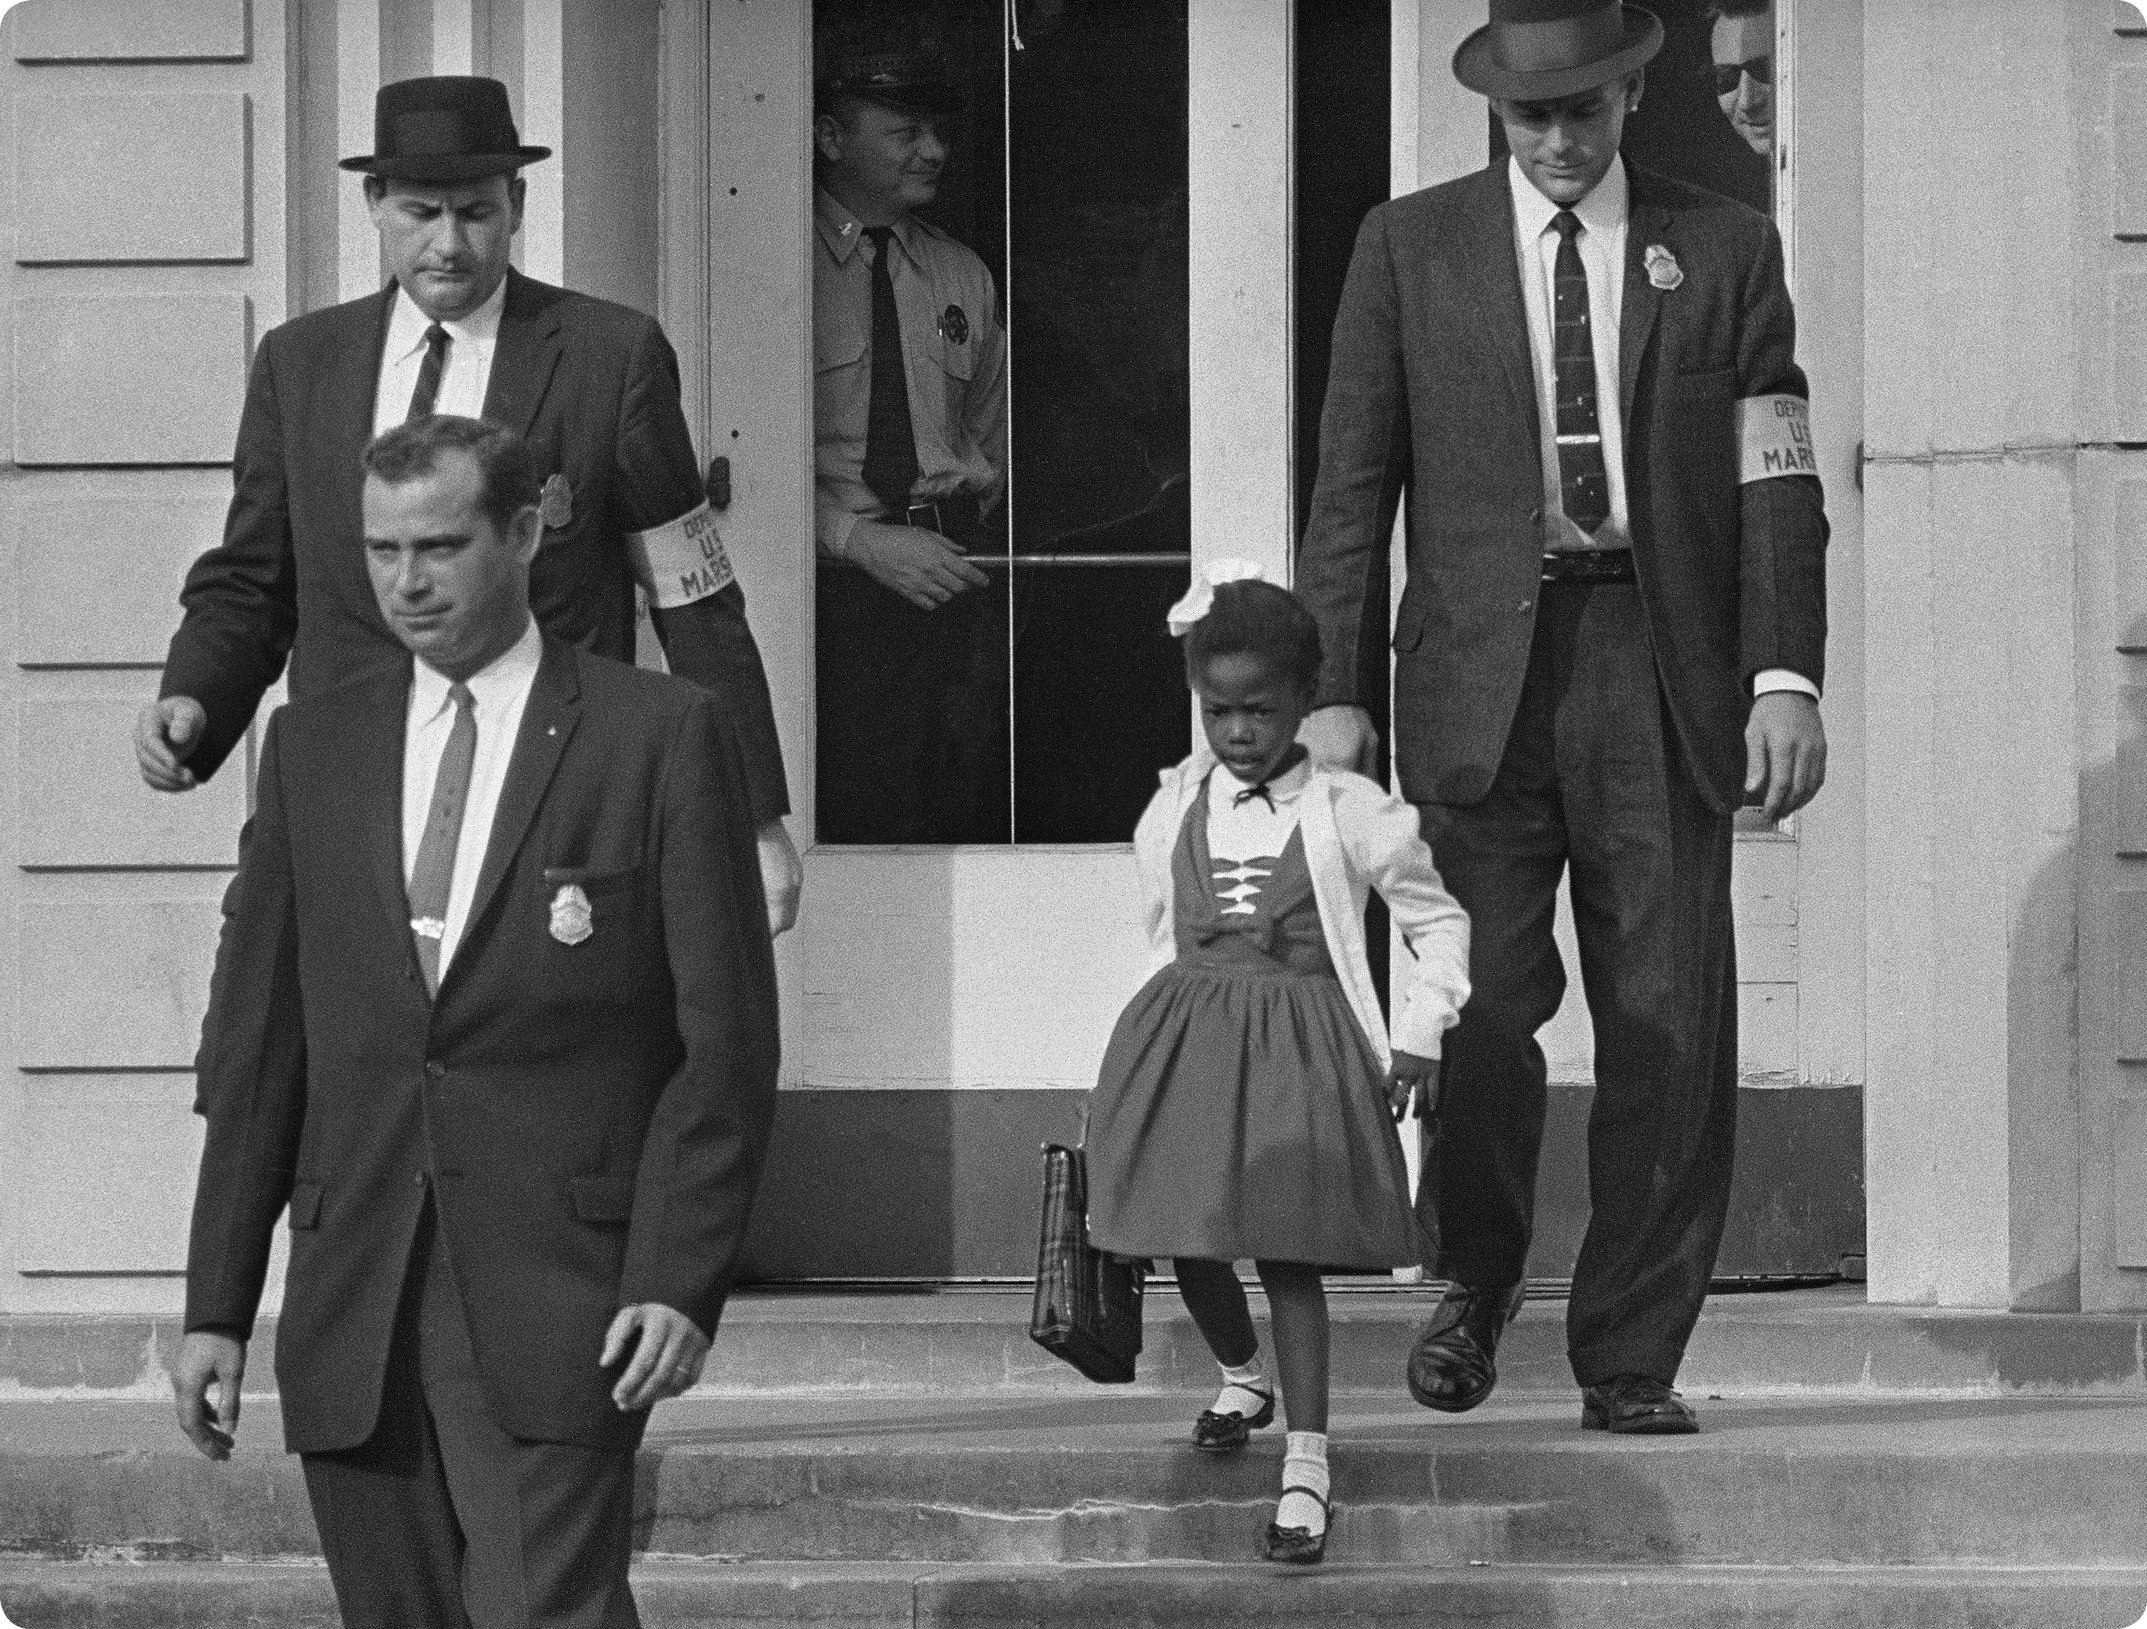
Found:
[12,1285,2147,1401]
[4,1559,2147,1628]
[6,1393,2145,1568]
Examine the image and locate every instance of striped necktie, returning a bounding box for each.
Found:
[406,324,451,421]
[407,682,476,995]
[1550,210,1610,537]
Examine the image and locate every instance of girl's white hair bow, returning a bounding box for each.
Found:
[1165,557,1269,636]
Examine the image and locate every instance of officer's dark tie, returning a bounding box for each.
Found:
[407,682,476,995]
[860,226,919,515]
[1550,210,1610,536]
[405,323,451,422]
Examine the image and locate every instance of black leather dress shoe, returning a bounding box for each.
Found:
[1405,1283,1525,1412]
[1191,1387,1275,1452]
[1580,1375,1699,1434]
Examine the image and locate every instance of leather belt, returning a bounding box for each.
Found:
[1541,548,1636,584]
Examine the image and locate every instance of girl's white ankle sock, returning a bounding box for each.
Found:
[1209,1356,1269,1418]
[1278,1430,1330,1534]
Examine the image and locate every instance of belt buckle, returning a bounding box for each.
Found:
[904,500,943,532]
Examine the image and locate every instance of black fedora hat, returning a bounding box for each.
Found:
[339,76,551,182]
[1454,0,1663,102]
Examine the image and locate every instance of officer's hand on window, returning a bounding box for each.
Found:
[845,520,989,611]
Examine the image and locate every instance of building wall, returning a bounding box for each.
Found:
[0,0,286,1315]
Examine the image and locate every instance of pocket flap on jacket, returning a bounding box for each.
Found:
[287,1183,322,1230]
[570,1176,635,1222]
[543,864,643,901]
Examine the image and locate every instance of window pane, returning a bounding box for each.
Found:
[1008,0,1192,843]
[1620,0,1776,214]
[812,1,1013,845]
[811,0,1191,846]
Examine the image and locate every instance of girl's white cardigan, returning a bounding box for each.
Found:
[1132,752,1472,1068]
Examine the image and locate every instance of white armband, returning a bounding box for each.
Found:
[624,502,736,608]
[1736,394,1818,481]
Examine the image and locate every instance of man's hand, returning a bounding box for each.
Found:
[136,696,208,792]
[1385,1052,1441,1123]
[757,819,804,937]
[601,1303,712,1412]
[1743,691,1826,822]
[1298,704,1377,776]
[844,520,988,610]
[173,1331,246,1461]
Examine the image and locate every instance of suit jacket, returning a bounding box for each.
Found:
[1296,162,1828,813]
[160,268,790,824]
[182,638,782,1454]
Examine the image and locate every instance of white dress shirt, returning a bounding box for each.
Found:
[1508,156,1816,700]
[372,278,507,437]
[402,617,543,974]
[1511,154,1632,553]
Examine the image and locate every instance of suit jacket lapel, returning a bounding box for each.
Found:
[329,290,396,540]
[352,662,421,979]
[1620,180,1671,427]
[481,269,565,438]
[447,636,582,987]
[1457,167,1536,420]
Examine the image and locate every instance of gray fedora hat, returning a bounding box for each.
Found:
[1453,0,1663,102]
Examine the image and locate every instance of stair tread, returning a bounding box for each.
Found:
[6,1390,2143,1461]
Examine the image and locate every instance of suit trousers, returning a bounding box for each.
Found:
[300,1199,641,1629]
[1413,580,1737,1388]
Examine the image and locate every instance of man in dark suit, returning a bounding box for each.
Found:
[1296,0,1827,1434]
[133,74,801,934]
[172,415,780,1628]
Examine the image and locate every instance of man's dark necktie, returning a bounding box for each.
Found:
[408,682,476,995]
[1550,211,1610,536]
[406,324,451,421]
[860,226,920,515]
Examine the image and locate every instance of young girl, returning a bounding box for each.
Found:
[1085,561,1471,1565]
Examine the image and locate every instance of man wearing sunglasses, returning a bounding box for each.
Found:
[1709,0,1775,158]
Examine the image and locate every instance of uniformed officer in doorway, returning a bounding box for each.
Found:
[812,42,1010,843]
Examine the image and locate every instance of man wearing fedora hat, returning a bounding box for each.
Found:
[133,74,803,935]
[1297,0,1828,1436]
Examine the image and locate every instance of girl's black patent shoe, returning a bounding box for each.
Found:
[1263,1486,1331,1564]
[1191,1387,1275,1452]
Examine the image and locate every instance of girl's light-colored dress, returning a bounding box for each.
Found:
[1085,758,1471,1268]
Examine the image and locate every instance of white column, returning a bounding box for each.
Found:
[1186,0,1292,583]
[1860,0,2080,1310]
[431,0,474,74]
[519,0,565,283]
[337,0,384,302]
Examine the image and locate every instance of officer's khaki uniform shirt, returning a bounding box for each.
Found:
[813,187,1007,558]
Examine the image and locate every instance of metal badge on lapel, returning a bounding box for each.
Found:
[540,473,574,530]
[1644,245,1684,291]
[549,883,594,945]
[939,303,969,345]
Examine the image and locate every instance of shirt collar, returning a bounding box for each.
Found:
[412,615,543,727]
[814,186,920,266]
[1213,754,1312,805]
[385,274,509,366]
[1507,152,1629,246]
